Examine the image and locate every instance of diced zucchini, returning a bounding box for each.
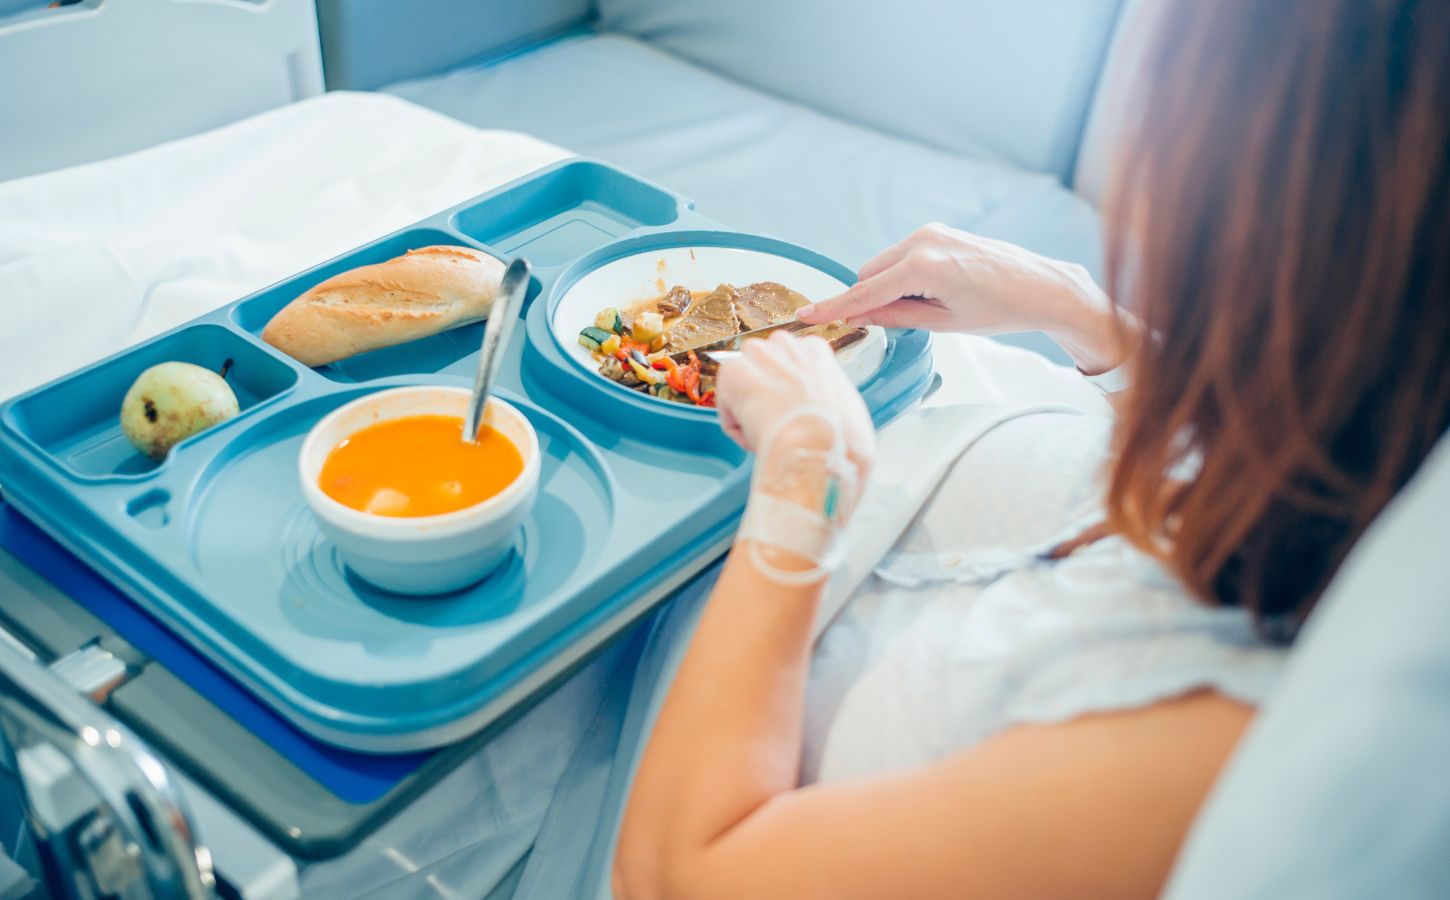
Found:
[578,326,613,351]
[600,334,622,356]
[632,311,665,344]
[595,307,625,334]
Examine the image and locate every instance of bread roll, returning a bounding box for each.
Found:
[262,245,505,367]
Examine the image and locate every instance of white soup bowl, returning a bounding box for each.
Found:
[298,386,540,595]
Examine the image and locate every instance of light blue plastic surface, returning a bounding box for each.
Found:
[314,0,591,92]
[593,0,1125,181]
[0,159,932,752]
[385,33,1103,363]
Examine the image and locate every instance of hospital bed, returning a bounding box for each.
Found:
[0,0,324,182]
[1,0,1447,897]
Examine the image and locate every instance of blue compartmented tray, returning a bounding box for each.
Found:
[0,159,933,753]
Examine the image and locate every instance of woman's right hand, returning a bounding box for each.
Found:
[797,223,1132,374]
[715,331,874,476]
[715,331,874,519]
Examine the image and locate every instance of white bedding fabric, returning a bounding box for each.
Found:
[385,33,1106,370]
[0,91,567,402]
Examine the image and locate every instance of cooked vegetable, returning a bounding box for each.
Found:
[680,365,701,403]
[595,307,626,334]
[632,310,665,344]
[589,288,786,406]
[651,352,704,403]
[618,336,651,357]
[578,326,613,351]
[626,350,662,385]
[598,343,715,407]
[665,363,687,395]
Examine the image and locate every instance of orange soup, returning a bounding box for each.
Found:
[319,414,523,517]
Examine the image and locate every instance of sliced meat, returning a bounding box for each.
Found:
[828,327,869,352]
[656,285,693,318]
[798,320,870,352]
[664,284,741,352]
[735,282,809,331]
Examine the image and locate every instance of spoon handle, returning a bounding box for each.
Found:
[464,257,531,442]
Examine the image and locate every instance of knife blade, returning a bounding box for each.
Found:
[667,317,810,363]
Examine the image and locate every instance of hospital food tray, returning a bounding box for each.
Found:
[0,159,933,756]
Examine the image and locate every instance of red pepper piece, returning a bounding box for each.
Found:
[682,366,701,403]
[698,390,716,407]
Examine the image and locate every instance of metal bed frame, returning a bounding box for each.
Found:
[0,628,212,898]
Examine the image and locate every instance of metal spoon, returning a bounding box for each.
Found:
[463,257,531,443]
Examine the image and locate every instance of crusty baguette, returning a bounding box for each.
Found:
[261,245,505,367]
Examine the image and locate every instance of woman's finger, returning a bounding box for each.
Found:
[846,296,953,331]
[717,402,746,447]
[798,269,905,324]
[713,361,751,445]
[856,237,914,282]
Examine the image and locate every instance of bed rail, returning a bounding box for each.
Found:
[0,626,215,898]
[0,0,323,182]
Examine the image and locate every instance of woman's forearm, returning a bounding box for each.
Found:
[615,542,823,898]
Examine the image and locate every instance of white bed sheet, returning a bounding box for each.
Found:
[0,90,567,401]
[0,89,1108,897]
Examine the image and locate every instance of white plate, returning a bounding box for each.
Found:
[550,245,886,403]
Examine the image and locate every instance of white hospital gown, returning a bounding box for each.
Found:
[802,412,1287,783]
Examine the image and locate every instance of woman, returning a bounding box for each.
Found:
[615,0,1449,897]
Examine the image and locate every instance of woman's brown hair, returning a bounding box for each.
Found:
[1104,0,1450,637]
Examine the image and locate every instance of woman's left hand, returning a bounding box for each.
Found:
[798,223,1132,375]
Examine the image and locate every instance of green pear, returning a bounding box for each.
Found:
[120,362,240,460]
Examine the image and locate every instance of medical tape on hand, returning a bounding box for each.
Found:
[739,493,835,560]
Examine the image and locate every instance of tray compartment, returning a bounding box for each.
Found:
[321,321,486,384]
[452,161,680,266]
[229,228,533,385]
[2,323,297,480]
[321,278,541,385]
[181,385,618,722]
[125,489,173,529]
[230,226,493,336]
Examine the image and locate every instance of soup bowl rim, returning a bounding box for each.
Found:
[298,385,541,541]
